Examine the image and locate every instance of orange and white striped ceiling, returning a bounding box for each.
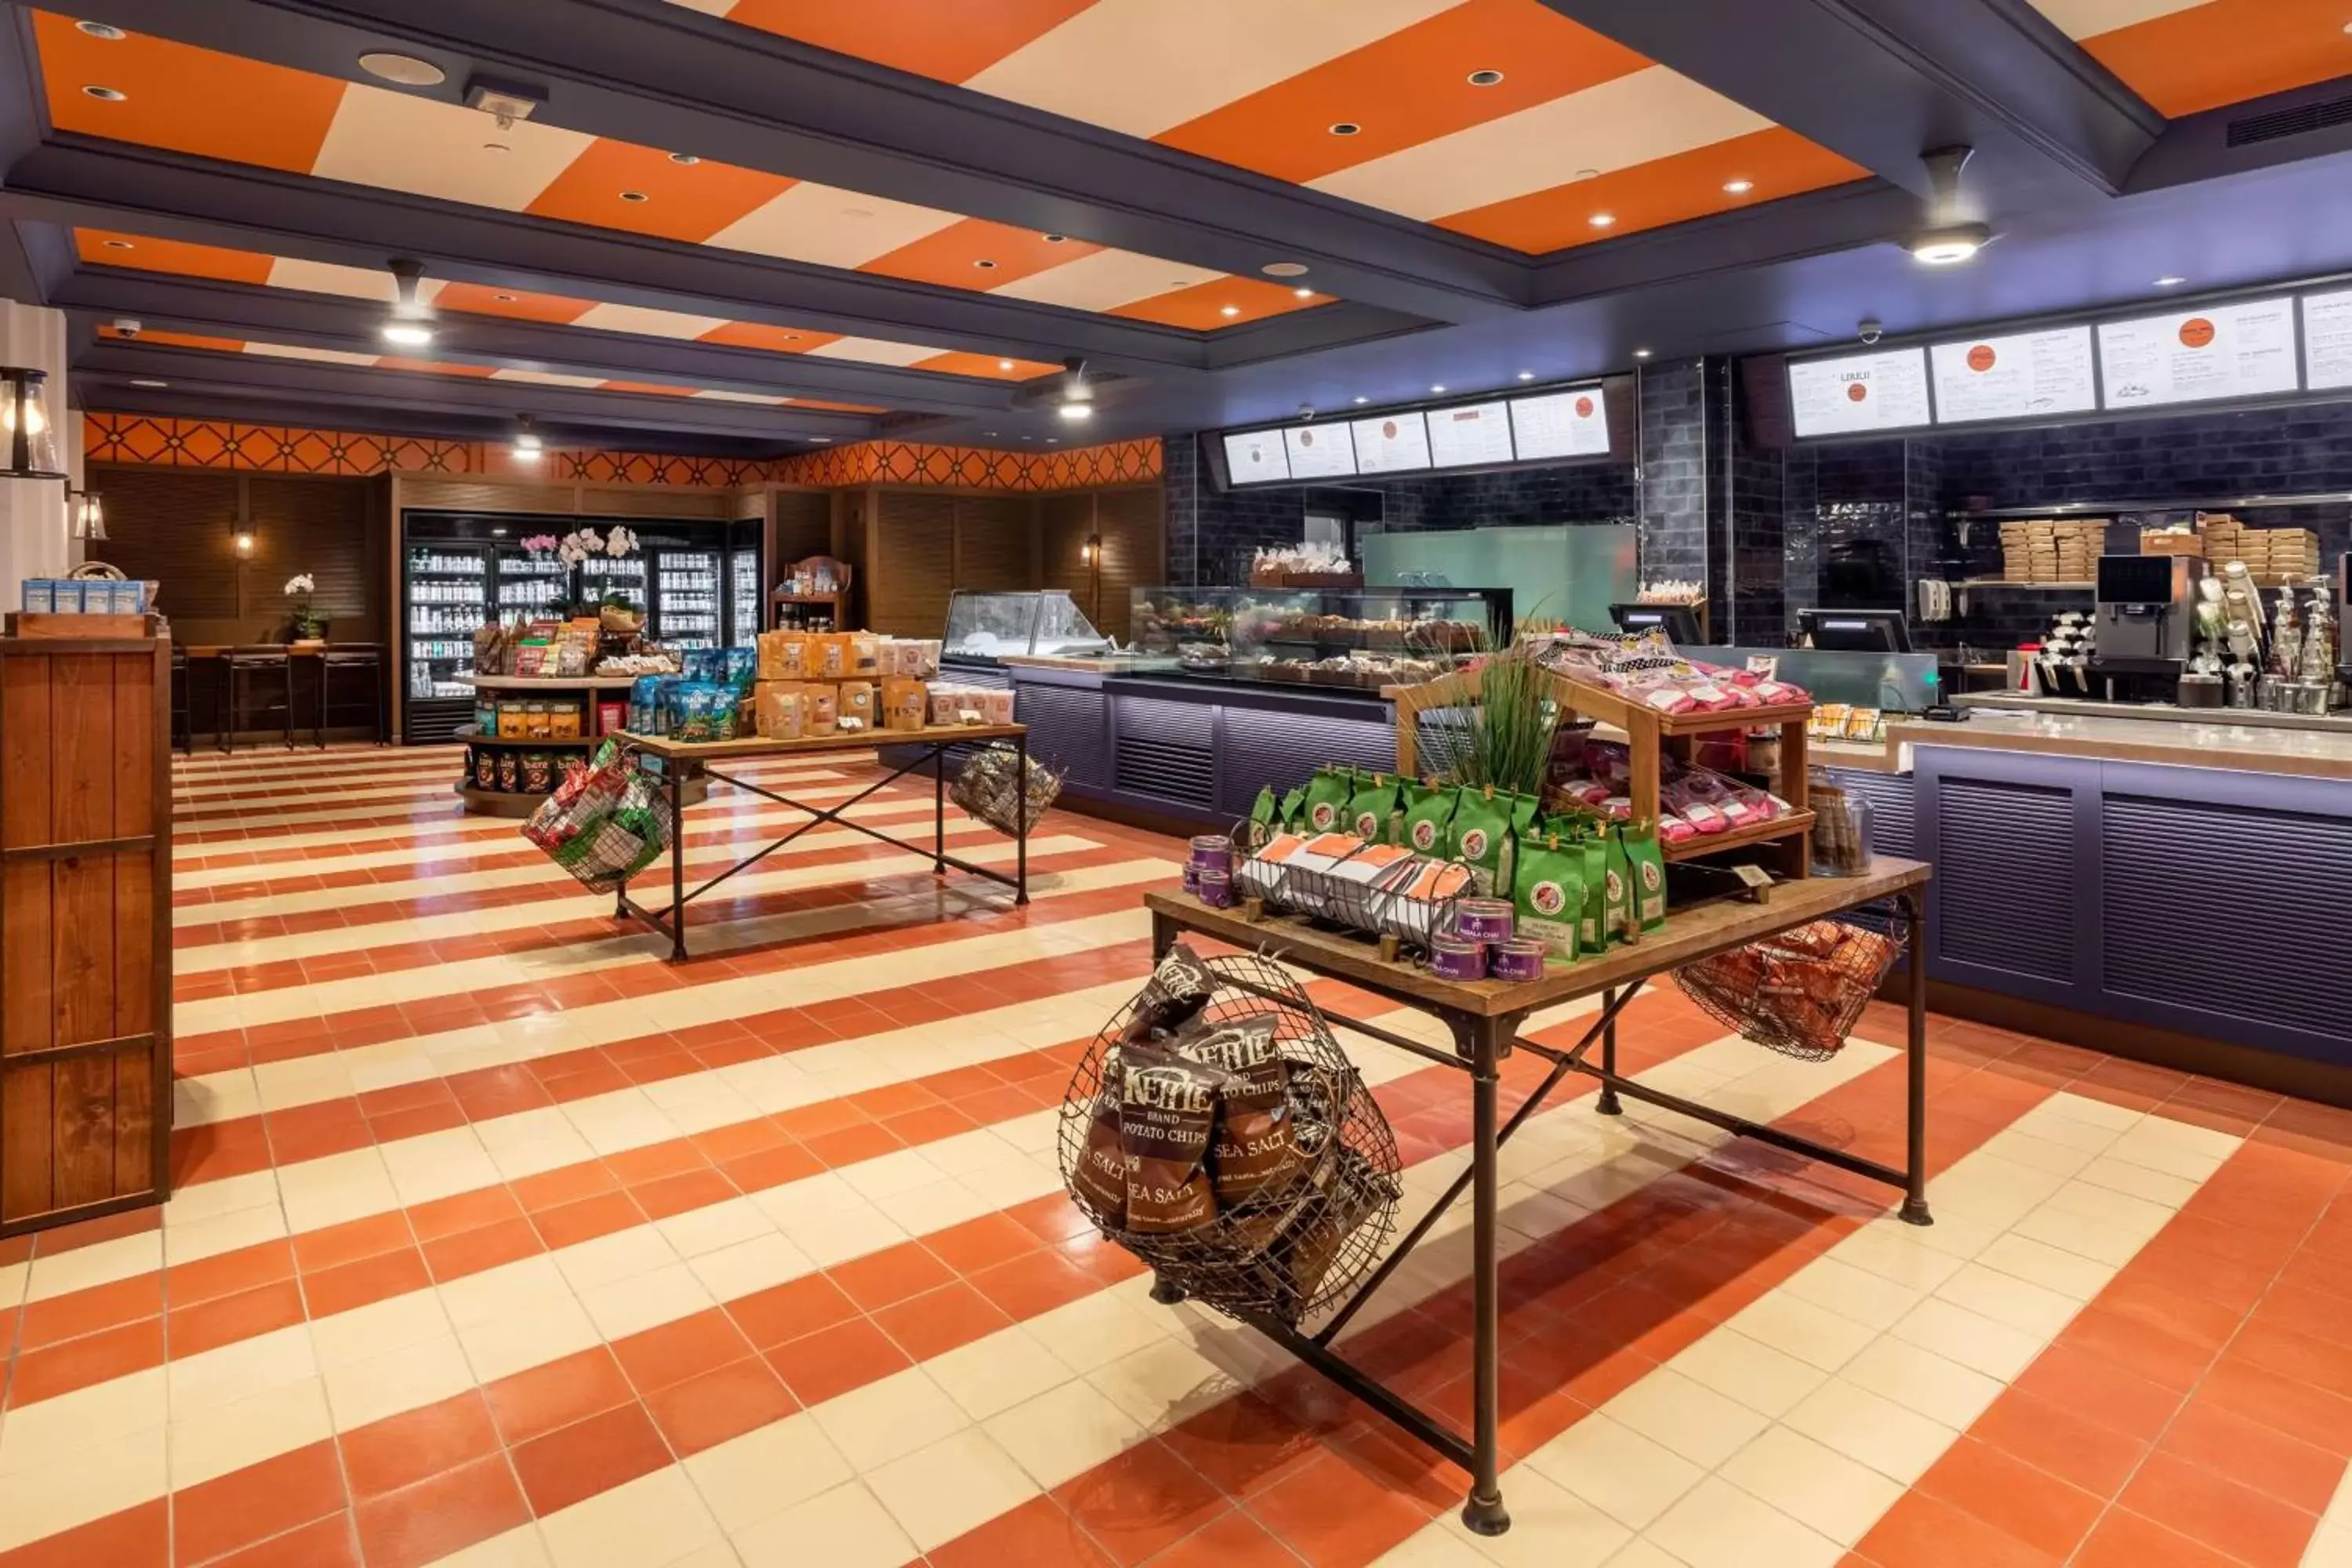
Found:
[31,11,1326,329]
[670,0,1870,253]
[2023,0,2352,118]
[71,227,1062,384]
[95,325,885,412]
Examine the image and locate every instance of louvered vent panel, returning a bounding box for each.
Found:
[405,696,471,745]
[773,490,831,564]
[2102,794,2352,1044]
[399,480,576,514]
[954,496,1035,592]
[1113,695,1215,807]
[1015,683,1108,788]
[249,475,377,625]
[869,492,954,636]
[1218,707,1396,817]
[1935,777,2074,982]
[91,465,241,619]
[1824,770,1917,860]
[2227,94,2352,147]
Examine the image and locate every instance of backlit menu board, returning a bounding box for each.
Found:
[1929,327,2096,425]
[1283,422,1356,479]
[1425,401,1515,468]
[2098,298,2296,410]
[1788,349,1933,437]
[1509,387,1611,459]
[1223,429,1288,484]
[2303,289,2352,391]
[1350,411,1432,474]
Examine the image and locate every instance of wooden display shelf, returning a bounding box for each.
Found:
[456,782,549,818]
[1660,809,1817,862]
[456,726,600,749]
[5,612,162,639]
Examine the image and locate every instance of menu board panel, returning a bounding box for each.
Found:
[1788,349,1933,437]
[2098,298,2297,410]
[1929,327,2096,425]
[1509,387,1611,459]
[1283,422,1356,479]
[1350,411,1432,474]
[1222,429,1289,485]
[2303,290,2352,391]
[1425,401,1515,468]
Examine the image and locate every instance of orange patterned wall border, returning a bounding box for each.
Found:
[85,415,1160,493]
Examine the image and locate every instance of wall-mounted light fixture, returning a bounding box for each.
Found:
[232,525,256,557]
[0,367,67,481]
[1081,532,1101,564]
[67,488,107,541]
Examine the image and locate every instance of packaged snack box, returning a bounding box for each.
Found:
[755,682,806,739]
[881,677,927,731]
[805,684,838,736]
[549,706,582,739]
[847,633,880,680]
[837,680,877,730]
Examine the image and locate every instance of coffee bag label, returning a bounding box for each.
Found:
[1460,826,1490,861]
[1410,818,1439,851]
[1310,803,1338,829]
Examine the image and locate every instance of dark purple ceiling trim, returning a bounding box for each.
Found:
[63,0,1528,323]
[1528,179,1917,307]
[1535,0,2157,203]
[2129,73,2352,193]
[53,269,1022,416]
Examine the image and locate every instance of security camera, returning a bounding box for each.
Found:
[111,318,143,339]
[1857,318,1883,347]
[1297,403,1316,422]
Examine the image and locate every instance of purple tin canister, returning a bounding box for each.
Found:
[1489,938,1546,982]
[1453,898,1516,946]
[1189,834,1236,873]
[1181,861,1200,895]
[1196,866,1236,909]
[1428,935,1487,982]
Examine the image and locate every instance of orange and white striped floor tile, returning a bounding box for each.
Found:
[5,744,2352,1568]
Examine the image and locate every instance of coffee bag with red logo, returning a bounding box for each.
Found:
[1119,1038,1231,1234]
[1299,766,1355,836]
[1345,771,1403,844]
[1510,833,1584,960]
[1400,780,1457,855]
[1446,786,1514,897]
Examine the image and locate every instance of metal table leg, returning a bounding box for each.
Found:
[666,763,688,964]
[1459,1013,1510,1536]
[1014,729,1030,906]
[1900,887,1934,1226]
[1595,985,1623,1116]
[933,742,946,877]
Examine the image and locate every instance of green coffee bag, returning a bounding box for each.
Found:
[1245,786,1280,851]
[1279,784,1310,831]
[1579,838,1607,950]
[1512,832,1584,960]
[1601,827,1633,942]
[1506,791,1543,837]
[1448,785,1514,897]
[1301,766,1356,835]
[1621,824,1667,930]
[1345,771,1403,844]
[1401,780,1458,856]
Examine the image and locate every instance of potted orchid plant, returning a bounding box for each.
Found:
[284,572,325,643]
[525,524,644,629]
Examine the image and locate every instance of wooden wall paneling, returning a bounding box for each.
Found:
[1092,485,1164,642]
[1040,492,1097,625]
[579,487,732,519]
[396,478,580,514]
[88,465,241,623]
[953,495,1037,593]
[773,489,831,567]
[868,490,956,637]
[2,655,53,1065]
[837,489,871,628]
[110,655,158,1196]
[249,474,376,641]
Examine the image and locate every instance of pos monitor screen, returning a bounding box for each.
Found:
[1610,602,1704,644]
[1802,608,1914,654]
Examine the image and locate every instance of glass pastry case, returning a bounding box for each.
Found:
[941,589,1114,660]
[1131,586,1511,688]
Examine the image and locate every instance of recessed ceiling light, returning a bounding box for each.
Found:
[1261,262,1310,278]
[1723,178,1755,194]
[1021,435,1034,441]
[1329,122,1361,136]
[381,323,434,347]
[1219,304,1241,318]
[1042,233,1068,243]
[997,358,1014,370]
[1588,212,1617,228]
[1352,396,1368,405]
[494,292,517,302]
[1292,286,1313,299]
[1911,223,1991,266]
[1046,437,1059,444]
[1430,383,1446,394]
[76,20,125,39]
[131,378,167,388]
[481,143,510,154]
[1467,69,1504,86]
[619,191,649,202]
[809,437,831,444]
[1634,348,1653,359]
[357,51,446,87]
[1517,371,1534,381]
[103,238,133,249]
[668,152,701,165]
[985,430,999,437]
[2154,275,2187,287]
[974,259,998,270]
[82,85,125,101]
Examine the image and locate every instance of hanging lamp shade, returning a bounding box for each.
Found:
[0,367,66,481]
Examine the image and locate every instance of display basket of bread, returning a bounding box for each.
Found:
[1057,945,1403,1327]
[1672,918,1898,1062]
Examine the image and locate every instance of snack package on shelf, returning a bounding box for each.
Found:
[837,680,877,731]
[667,683,735,743]
[754,681,806,740]
[880,677,929,731]
[805,685,838,736]
[1528,629,1812,711]
[846,632,881,680]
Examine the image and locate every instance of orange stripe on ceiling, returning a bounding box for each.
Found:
[1109,277,1330,330]
[858,220,1105,290]
[717,0,1098,83]
[32,11,347,175]
[525,139,795,244]
[430,283,598,325]
[74,227,276,285]
[791,398,887,412]
[907,351,1062,379]
[378,358,497,377]
[103,327,248,353]
[1156,0,1650,186]
[2080,0,2352,117]
[597,380,700,397]
[697,322,845,354]
[1433,125,1866,253]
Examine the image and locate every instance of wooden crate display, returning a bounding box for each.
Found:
[1391,661,1815,881]
[1,636,172,1235]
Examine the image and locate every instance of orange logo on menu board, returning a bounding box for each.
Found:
[1382,419,1399,438]
[1847,383,1869,402]
[2180,318,2216,349]
[1298,429,1317,446]
[1967,345,1997,372]
[1574,396,1595,418]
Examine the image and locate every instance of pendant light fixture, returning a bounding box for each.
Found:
[0,367,67,481]
[1909,145,1993,267]
[381,258,437,347]
[511,414,544,458]
[1058,355,1094,423]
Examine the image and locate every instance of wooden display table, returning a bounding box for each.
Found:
[615,724,1030,961]
[1142,857,1932,1537]
[452,673,644,817]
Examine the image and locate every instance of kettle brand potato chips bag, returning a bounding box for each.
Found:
[1174,1014,1298,1206]
[1123,942,1214,1042]
[1070,1063,1129,1228]
[1346,771,1402,844]
[1447,786,1514,896]
[1622,825,1668,929]
[1301,766,1355,835]
[1401,780,1457,855]
[1119,1038,1229,1235]
[1512,833,1584,960]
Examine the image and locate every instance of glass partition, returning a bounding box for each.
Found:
[1359,523,1635,633]
[1711,645,1941,713]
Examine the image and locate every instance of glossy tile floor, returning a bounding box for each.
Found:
[4,745,2352,1567]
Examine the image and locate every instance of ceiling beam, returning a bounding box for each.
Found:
[0,140,1262,375]
[1534,0,2163,204]
[71,337,875,443]
[58,0,1526,325]
[54,269,1028,416]
[1530,177,1917,307]
[2129,73,2352,194]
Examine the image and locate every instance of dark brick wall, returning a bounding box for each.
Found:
[1639,360,1709,601]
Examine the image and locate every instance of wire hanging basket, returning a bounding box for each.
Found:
[950,742,1061,836]
[1056,949,1403,1327]
[522,748,675,894]
[1674,917,1899,1062]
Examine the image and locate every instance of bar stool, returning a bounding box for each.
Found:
[314,644,387,747]
[227,644,296,750]
[170,648,193,757]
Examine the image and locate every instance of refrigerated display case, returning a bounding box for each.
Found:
[581,554,648,619]
[727,518,763,641]
[404,543,492,742]
[1130,586,1510,688]
[656,547,722,651]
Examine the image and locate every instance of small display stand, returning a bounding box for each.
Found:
[452,674,705,818]
[771,555,852,633]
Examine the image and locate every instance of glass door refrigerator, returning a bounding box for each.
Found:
[492,542,572,622]
[401,542,493,743]
[582,551,648,622]
[726,518,764,643]
[654,544,723,651]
